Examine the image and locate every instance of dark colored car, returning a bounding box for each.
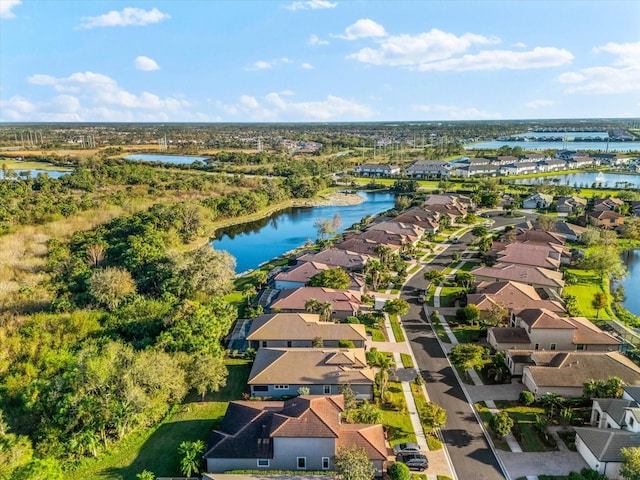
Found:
[396,453,428,471]
[392,442,421,454]
[417,289,427,304]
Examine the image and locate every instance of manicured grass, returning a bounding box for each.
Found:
[493,401,556,452]
[429,315,451,343]
[382,382,417,446]
[390,314,406,342]
[359,315,387,341]
[452,325,484,343]
[410,383,443,451]
[69,358,251,480]
[474,402,510,451]
[564,268,614,319]
[401,353,414,368]
[438,286,463,307]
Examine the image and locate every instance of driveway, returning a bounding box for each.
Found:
[498,451,588,478]
[466,381,525,403]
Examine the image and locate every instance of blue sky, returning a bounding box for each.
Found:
[1,0,639,122]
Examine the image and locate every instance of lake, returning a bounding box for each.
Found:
[465,140,638,152]
[620,250,640,316]
[211,191,396,273]
[511,172,640,189]
[123,154,211,165]
[1,169,70,180]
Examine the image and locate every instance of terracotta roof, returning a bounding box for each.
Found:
[334,236,401,256]
[248,348,375,386]
[393,207,440,230]
[525,351,640,388]
[509,229,567,246]
[270,287,363,313]
[271,396,343,438]
[337,424,389,460]
[587,210,623,220]
[471,263,565,289]
[493,242,563,270]
[574,427,640,462]
[297,249,371,270]
[274,262,330,283]
[468,280,565,314]
[247,313,367,342]
[368,220,424,239]
[566,317,621,346]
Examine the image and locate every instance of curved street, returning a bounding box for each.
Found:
[399,211,537,480]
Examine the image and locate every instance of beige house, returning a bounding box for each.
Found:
[586,210,625,229]
[204,395,388,473]
[471,263,565,294]
[248,348,375,399]
[392,206,440,234]
[246,313,367,349]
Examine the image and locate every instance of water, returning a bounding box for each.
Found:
[211,192,396,273]
[465,140,638,152]
[512,131,609,140]
[123,154,211,165]
[511,172,640,189]
[619,250,640,316]
[1,169,70,180]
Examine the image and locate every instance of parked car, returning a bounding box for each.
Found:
[393,442,421,454]
[417,289,427,304]
[396,453,428,471]
[400,253,413,261]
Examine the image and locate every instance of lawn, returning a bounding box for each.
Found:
[563,268,614,319]
[474,402,510,451]
[382,382,417,447]
[69,358,251,480]
[390,314,406,342]
[359,314,387,341]
[438,286,464,307]
[401,353,414,368]
[429,315,451,343]
[493,401,557,452]
[452,325,484,343]
[410,383,443,451]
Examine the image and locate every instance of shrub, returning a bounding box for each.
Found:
[338,339,356,348]
[490,410,514,438]
[388,461,411,480]
[519,390,535,406]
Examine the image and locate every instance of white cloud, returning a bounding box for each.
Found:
[286,0,337,11]
[336,19,386,40]
[0,0,21,19]
[347,28,498,65]
[245,58,293,71]
[526,99,556,108]
[559,41,640,94]
[309,34,329,46]
[412,104,501,120]
[301,62,315,69]
[512,42,527,49]
[134,56,160,71]
[414,46,573,71]
[216,93,373,121]
[79,7,170,29]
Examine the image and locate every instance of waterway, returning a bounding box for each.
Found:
[465,140,638,152]
[211,191,396,273]
[619,250,640,316]
[123,154,211,165]
[1,169,70,180]
[511,172,640,189]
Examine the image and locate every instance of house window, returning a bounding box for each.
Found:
[287,341,292,347]
[257,459,270,467]
[262,341,267,348]
[630,417,635,428]
[253,385,268,392]
[550,343,557,351]
[297,457,307,469]
[274,385,289,390]
[322,457,330,470]
[323,385,331,394]
[577,344,586,351]
[534,343,540,350]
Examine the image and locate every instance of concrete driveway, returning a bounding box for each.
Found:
[466,381,525,403]
[498,451,588,478]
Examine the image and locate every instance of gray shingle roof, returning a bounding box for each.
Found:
[575,427,640,462]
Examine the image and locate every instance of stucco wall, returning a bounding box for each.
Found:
[273,437,335,470]
[250,383,372,399]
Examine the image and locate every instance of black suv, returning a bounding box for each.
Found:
[396,453,428,471]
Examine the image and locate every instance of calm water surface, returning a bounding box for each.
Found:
[2,169,70,180]
[465,140,638,152]
[512,172,640,189]
[619,250,640,316]
[124,154,211,164]
[211,192,396,273]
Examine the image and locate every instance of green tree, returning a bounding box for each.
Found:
[340,383,358,414]
[365,260,391,291]
[591,292,607,319]
[580,246,627,282]
[352,400,383,424]
[456,304,480,326]
[484,302,508,327]
[187,354,228,401]
[490,411,514,438]
[334,445,376,480]
[454,272,474,289]
[388,461,411,480]
[449,343,486,371]
[419,401,447,433]
[519,390,535,406]
[583,376,625,399]
[308,268,351,289]
[471,225,488,238]
[540,392,565,418]
[178,440,205,477]
[621,446,640,480]
[87,267,136,311]
[168,246,236,298]
[383,298,410,316]
[424,269,445,285]
[136,470,155,480]
[0,410,33,479]
[537,214,557,232]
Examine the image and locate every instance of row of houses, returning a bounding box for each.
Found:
[206,194,476,473]
[353,152,633,179]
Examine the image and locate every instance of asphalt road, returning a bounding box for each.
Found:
[399,210,537,480]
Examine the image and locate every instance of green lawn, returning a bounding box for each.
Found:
[410,383,443,451]
[429,315,451,343]
[69,358,251,480]
[390,314,406,342]
[452,325,483,343]
[474,402,510,451]
[438,286,463,307]
[493,401,556,452]
[563,268,614,319]
[401,353,414,368]
[382,382,417,446]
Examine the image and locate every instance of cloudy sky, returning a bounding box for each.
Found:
[1,0,639,122]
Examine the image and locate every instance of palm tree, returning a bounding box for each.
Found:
[319,301,333,322]
[305,298,321,314]
[178,440,205,477]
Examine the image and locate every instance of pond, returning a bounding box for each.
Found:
[211,191,396,273]
[465,140,638,153]
[1,169,70,180]
[619,250,640,316]
[123,154,211,165]
[511,172,640,189]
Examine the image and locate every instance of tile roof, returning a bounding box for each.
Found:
[471,263,565,289]
[270,287,363,313]
[593,398,635,426]
[574,427,640,462]
[518,308,576,329]
[248,348,375,386]
[246,313,367,342]
[337,424,388,460]
[296,249,371,270]
[274,262,331,283]
[493,242,564,270]
[566,317,621,346]
[468,280,565,314]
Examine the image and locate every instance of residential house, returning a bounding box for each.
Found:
[273,262,364,291]
[552,222,586,242]
[522,193,554,209]
[567,156,594,168]
[500,228,567,246]
[269,287,363,320]
[367,221,425,244]
[499,162,538,176]
[557,196,588,214]
[574,386,640,478]
[537,159,568,172]
[353,163,400,177]
[488,308,621,352]
[586,210,625,229]
[296,249,371,272]
[487,242,569,270]
[246,313,367,349]
[203,395,388,473]
[392,206,440,234]
[247,348,375,399]
[505,350,640,398]
[593,197,625,212]
[405,160,451,178]
[334,235,401,257]
[471,263,565,294]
